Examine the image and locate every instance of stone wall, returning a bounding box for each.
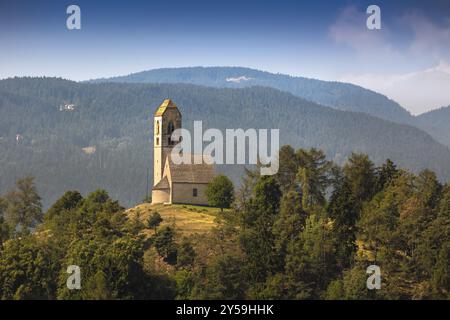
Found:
[172,183,209,205]
[151,188,170,204]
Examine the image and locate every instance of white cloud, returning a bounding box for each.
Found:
[226,75,252,83]
[330,6,450,114]
[340,60,450,115]
[330,6,450,64]
[402,11,450,59]
[329,6,402,62]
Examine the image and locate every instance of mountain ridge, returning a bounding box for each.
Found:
[416,105,450,148]
[90,66,416,125]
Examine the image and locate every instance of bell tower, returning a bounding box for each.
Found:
[153,99,182,186]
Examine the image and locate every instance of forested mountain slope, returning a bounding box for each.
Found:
[416,106,450,148]
[92,66,415,125]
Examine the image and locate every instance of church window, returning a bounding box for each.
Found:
[156,137,159,145]
[155,121,160,135]
[193,188,198,197]
[168,121,175,134]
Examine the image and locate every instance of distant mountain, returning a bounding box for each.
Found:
[416,106,450,148]
[92,66,450,149]
[1,77,449,209]
[91,66,415,125]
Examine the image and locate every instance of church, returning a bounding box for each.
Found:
[151,99,215,205]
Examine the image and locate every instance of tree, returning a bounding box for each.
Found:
[252,176,282,215]
[239,176,281,287]
[50,190,174,300]
[375,159,398,191]
[325,264,375,300]
[177,238,196,269]
[273,189,307,262]
[234,167,259,213]
[416,170,442,209]
[46,191,83,220]
[296,149,332,209]
[206,174,234,211]
[429,246,449,299]
[355,171,441,299]
[153,226,178,265]
[327,178,358,269]
[275,145,298,193]
[4,176,42,234]
[415,186,449,299]
[147,212,163,232]
[196,254,246,299]
[283,212,337,299]
[0,216,10,246]
[82,270,115,300]
[0,235,60,299]
[0,198,10,245]
[343,153,376,204]
[438,184,450,217]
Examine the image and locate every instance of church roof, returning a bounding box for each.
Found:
[153,176,170,190]
[167,154,215,184]
[154,99,178,116]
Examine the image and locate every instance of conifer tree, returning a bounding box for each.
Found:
[4,176,42,234]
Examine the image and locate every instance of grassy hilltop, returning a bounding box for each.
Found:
[126,203,223,237]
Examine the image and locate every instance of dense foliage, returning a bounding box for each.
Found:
[0,147,447,300]
[0,188,175,299]
[206,174,235,210]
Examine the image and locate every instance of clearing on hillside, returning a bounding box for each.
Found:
[126,203,227,236]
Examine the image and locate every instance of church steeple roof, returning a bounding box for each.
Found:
[154,99,178,116]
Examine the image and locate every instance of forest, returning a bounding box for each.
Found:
[0,147,448,300]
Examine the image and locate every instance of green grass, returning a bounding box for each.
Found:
[126,203,229,236]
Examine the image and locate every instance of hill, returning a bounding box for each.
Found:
[91,66,415,125]
[93,66,450,148]
[1,77,450,209]
[416,106,450,148]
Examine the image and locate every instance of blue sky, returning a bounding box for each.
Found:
[1,0,450,114]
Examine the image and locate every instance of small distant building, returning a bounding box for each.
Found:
[151,99,215,205]
[59,103,76,111]
[82,146,96,154]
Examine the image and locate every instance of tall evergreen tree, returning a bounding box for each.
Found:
[344,153,376,204]
[284,212,337,299]
[296,148,332,209]
[4,176,42,234]
[328,178,358,269]
[273,189,307,263]
[275,145,298,193]
[153,226,178,265]
[375,159,398,192]
[239,176,281,286]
